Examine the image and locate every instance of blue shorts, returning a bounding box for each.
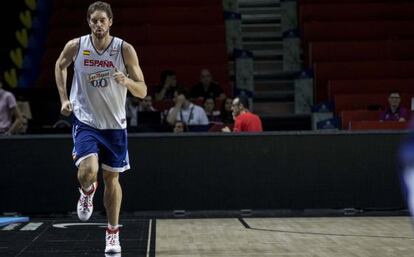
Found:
[72,117,130,172]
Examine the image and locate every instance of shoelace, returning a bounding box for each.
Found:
[106,232,119,245]
[81,195,91,211]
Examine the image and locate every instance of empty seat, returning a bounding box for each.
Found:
[136,44,228,65]
[349,120,409,130]
[313,61,414,102]
[328,79,414,101]
[303,21,414,43]
[340,110,381,129]
[300,3,414,27]
[308,40,414,67]
[50,6,224,27]
[334,93,413,114]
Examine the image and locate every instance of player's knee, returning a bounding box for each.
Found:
[103,172,119,187]
[78,160,98,181]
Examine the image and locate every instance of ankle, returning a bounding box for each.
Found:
[107,224,119,232]
[81,184,94,194]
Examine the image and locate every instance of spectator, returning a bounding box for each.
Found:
[166,88,209,126]
[126,95,157,128]
[173,120,187,133]
[126,95,141,127]
[222,95,262,132]
[154,70,183,101]
[380,91,408,122]
[140,95,157,112]
[0,81,23,135]
[190,69,225,100]
[220,97,233,124]
[203,97,221,123]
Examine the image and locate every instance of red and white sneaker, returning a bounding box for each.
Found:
[77,182,97,221]
[105,228,121,253]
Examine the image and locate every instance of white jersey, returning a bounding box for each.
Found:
[70,35,128,129]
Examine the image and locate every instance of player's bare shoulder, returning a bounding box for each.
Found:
[121,41,139,62]
[62,38,81,60]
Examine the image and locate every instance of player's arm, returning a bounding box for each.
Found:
[55,38,79,116]
[115,42,147,98]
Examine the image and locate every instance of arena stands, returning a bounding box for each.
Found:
[299,0,414,130]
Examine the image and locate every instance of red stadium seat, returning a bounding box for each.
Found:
[328,79,414,101]
[299,3,414,27]
[52,0,223,9]
[313,61,414,102]
[50,6,224,27]
[303,21,414,43]
[340,110,381,129]
[349,120,409,130]
[308,40,414,67]
[136,44,228,65]
[334,93,413,114]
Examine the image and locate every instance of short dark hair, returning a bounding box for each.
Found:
[175,87,190,99]
[160,70,176,85]
[236,95,250,109]
[87,1,113,22]
[388,90,401,96]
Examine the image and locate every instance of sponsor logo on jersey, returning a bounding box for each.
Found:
[87,70,111,88]
[84,59,115,68]
[83,50,91,55]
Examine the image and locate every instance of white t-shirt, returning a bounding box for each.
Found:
[70,35,128,129]
[168,103,209,125]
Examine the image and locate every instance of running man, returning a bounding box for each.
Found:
[54,1,147,253]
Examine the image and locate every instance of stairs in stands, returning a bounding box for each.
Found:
[238,0,295,115]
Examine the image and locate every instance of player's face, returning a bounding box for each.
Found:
[89,10,112,39]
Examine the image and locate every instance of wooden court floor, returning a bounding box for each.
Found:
[1,216,413,257]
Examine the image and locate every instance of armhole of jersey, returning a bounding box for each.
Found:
[120,40,126,71]
[73,37,82,62]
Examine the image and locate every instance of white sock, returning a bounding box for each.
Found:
[108,224,119,231]
[82,184,93,193]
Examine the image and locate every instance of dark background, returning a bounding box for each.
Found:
[0,131,406,214]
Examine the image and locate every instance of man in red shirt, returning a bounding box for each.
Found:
[223,95,263,132]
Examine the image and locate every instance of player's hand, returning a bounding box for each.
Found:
[60,100,73,116]
[113,67,127,86]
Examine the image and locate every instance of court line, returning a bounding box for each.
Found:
[238,218,414,240]
[149,219,156,257]
[2,223,21,231]
[14,220,52,257]
[146,219,152,257]
[20,222,43,231]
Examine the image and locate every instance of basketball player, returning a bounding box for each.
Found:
[54,1,147,253]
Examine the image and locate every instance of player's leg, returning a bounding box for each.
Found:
[76,155,99,221]
[78,154,99,190]
[102,170,122,227]
[72,117,100,221]
[100,129,129,253]
[102,169,123,253]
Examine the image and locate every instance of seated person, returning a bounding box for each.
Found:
[0,82,23,135]
[166,88,209,126]
[190,69,225,100]
[154,70,184,101]
[173,121,187,133]
[203,97,221,123]
[380,91,409,122]
[220,97,234,125]
[222,95,263,132]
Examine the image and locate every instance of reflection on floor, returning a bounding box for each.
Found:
[1,213,414,257]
